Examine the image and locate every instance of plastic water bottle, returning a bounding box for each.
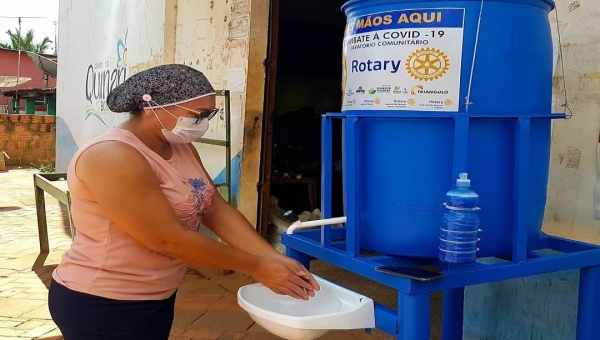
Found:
[439,173,480,264]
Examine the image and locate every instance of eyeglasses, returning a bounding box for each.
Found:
[192,108,220,125]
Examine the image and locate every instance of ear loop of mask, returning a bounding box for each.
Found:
[143,94,208,123]
[143,94,174,130]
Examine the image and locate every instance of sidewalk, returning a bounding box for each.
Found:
[0,169,387,340]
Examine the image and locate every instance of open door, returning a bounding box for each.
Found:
[256,0,280,239]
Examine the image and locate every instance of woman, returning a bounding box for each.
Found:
[48,64,319,340]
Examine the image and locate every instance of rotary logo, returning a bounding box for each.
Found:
[444,99,453,106]
[405,47,450,81]
[374,98,382,105]
[407,99,416,105]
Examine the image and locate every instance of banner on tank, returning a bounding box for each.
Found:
[342,8,465,112]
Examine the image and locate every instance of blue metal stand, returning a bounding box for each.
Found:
[576,265,600,339]
[283,228,600,340]
[281,112,600,340]
[442,287,464,340]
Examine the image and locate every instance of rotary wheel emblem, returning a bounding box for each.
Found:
[405,48,450,81]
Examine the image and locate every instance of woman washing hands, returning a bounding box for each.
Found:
[48,64,319,340]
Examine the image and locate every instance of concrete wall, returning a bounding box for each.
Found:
[0,114,55,166]
[56,0,170,171]
[174,0,268,217]
[544,1,600,242]
[242,0,269,223]
[463,1,600,339]
[57,0,268,220]
[174,0,247,207]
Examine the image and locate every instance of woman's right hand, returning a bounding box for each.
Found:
[250,257,318,300]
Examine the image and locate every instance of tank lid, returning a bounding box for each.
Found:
[341,0,555,13]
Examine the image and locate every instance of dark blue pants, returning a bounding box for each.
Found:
[48,279,176,340]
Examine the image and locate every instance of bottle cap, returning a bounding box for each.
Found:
[457,173,471,187]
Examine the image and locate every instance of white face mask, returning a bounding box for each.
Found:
[149,105,211,144]
[161,116,209,144]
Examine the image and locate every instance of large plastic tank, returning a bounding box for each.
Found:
[337,0,556,258]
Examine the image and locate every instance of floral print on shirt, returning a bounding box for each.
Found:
[173,177,215,232]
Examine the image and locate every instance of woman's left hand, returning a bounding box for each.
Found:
[272,255,321,297]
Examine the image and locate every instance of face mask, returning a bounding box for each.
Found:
[145,96,211,144]
[160,116,209,144]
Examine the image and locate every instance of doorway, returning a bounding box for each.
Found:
[257,0,347,246]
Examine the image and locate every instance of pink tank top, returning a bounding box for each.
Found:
[52,128,215,300]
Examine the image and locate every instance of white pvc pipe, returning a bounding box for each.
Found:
[286,217,347,235]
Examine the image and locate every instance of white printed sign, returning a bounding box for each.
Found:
[342,8,465,112]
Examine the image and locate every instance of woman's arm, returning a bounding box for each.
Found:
[186,145,284,258]
[203,193,321,292]
[76,141,316,299]
[186,145,320,291]
[203,194,282,257]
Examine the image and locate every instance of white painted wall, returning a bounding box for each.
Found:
[56,0,168,171]
[57,0,267,213]
[172,0,269,216]
[174,0,253,206]
[544,0,600,241]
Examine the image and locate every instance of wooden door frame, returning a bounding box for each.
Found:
[256,0,280,239]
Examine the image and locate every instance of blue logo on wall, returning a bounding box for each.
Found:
[85,29,129,126]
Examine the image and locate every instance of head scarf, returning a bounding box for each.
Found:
[107,64,215,113]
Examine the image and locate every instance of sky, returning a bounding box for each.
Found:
[0,0,60,54]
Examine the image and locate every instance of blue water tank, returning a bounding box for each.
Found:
[336,0,557,258]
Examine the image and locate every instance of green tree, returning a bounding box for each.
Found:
[0,28,53,54]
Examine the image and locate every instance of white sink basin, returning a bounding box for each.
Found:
[237,275,375,340]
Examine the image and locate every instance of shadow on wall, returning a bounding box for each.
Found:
[55,116,80,172]
[464,266,578,339]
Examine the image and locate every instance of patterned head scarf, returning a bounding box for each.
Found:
[106,64,215,113]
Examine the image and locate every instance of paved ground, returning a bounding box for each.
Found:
[0,169,398,340]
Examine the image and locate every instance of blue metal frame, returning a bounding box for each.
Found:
[282,112,600,340]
